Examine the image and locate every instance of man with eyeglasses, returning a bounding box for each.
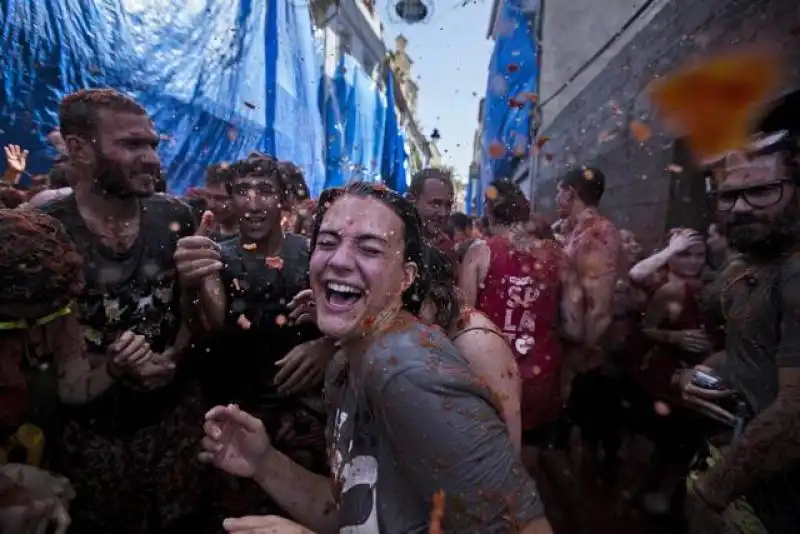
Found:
[674,129,800,534]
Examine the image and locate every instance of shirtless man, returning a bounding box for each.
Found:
[554,166,623,472]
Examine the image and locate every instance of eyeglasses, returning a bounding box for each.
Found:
[714,179,791,211]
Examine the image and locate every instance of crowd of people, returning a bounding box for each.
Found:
[0,86,798,534]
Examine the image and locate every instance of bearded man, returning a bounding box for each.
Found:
[676,129,800,534]
[40,89,208,533]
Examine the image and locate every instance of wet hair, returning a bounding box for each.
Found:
[425,244,461,331]
[278,161,311,205]
[312,182,429,314]
[59,89,147,139]
[227,153,288,200]
[560,166,606,206]
[185,196,209,223]
[527,213,556,240]
[0,188,25,209]
[205,162,234,189]
[293,198,317,237]
[486,179,530,225]
[408,167,454,198]
[49,167,70,189]
[0,209,84,306]
[449,212,472,234]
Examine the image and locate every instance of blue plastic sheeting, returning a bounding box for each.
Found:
[321,54,387,188]
[479,0,539,215]
[0,0,325,196]
[380,70,408,193]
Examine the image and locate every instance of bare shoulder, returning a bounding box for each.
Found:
[652,279,687,302]
[466,238,489,253]
[461,308,501,333]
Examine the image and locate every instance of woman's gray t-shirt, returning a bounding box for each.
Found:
[325,320,544,533]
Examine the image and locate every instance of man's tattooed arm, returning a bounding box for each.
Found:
[703,267,800,506]
[703,366,800,506]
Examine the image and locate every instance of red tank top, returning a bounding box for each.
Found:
[637,281,705,402]
[477,236,563,430]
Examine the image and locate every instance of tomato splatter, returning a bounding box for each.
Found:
[648,48,781,160]
[428,490,446,534]
[535,136,550,150]
[265,256,284,269]
[506,63,520,73]
[666,163,684,174]
[236,314,252,330]
[629,120,652,143]
[654,400,671,417]
[487,142,505,159]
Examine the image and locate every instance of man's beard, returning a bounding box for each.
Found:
[92,152,154,200]
[723,209,799,259]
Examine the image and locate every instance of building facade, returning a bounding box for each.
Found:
[527,0,800,247]
[312,0,385,79]
[311,0,438,187]
[387,35,442,177]
[466,98,485,213]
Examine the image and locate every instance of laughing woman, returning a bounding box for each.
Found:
[199,182,553,534]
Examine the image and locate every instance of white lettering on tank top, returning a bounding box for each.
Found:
[502,275,539,354]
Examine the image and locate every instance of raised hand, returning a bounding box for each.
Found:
[287,289,315,325]
[107,331,154,376]
[274,338,334,395]
[3,145,28,173]
[667,229,704,255]
[198,404,271,478]
[174,211,223,287]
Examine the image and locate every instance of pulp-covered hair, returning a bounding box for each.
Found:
[205,162,234,189]
[449,212,473,233]
[293,198,318,236]
[0,188,25,209]
[278,161,311,204]
[486,179,530,225]
[560,166,606,206]
[0,209,84,306]
[311,182,430,314]
[59,89,147,139]
[425,244,461,331]
[408,167,454,198]
[227,153,287,199]
[527,213,556,240]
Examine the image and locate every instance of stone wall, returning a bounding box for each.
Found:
[530,0,800,249]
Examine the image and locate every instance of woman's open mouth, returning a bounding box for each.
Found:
[324,282,364,310]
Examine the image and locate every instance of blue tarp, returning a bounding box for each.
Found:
[321,54,387,188]
[380,70,408,193]
[0,0,325,196]
[480,0,538,214]
[465,175,474,215]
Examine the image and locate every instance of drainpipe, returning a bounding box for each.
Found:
[526,0,545,212]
